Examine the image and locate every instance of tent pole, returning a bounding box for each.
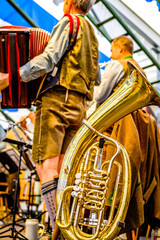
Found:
[6,0,39,28]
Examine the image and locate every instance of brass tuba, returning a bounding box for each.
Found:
[56,62,160,240]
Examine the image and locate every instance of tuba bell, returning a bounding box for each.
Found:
[56,61,160,240]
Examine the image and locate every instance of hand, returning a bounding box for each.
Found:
[0,72,9,91]
[19,118,27,129]
[28,111,35,124]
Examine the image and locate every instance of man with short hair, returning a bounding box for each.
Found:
[94,35,146,104]
[94,36,160,239]
[0,0,99,235]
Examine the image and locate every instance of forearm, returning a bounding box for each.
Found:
[0,73,9,91]
[19,53,55,82]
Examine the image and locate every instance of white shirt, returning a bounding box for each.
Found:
[94,60,124,104]
[20,16,70,82]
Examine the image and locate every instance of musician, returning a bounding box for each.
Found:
[94,36,146,104]
[0,0,99,235]
[19,110,35,140]
[94,36,160,239]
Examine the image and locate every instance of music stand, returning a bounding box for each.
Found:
[0,137,32,239]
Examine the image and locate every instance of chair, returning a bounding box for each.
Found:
[0,182,10,220]
[19,178,41,217]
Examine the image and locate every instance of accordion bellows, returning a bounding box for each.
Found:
[0,26,50,108]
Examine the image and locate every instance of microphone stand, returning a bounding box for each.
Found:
[0,138,32,239]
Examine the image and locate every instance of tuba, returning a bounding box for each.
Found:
[56,62,160,240]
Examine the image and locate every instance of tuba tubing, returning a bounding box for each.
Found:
[56,61,160,240]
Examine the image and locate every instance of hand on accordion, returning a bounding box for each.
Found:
[0,72,9,91]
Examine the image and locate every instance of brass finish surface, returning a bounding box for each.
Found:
[55,62,160,240]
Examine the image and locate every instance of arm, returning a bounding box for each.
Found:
[0,73,9,91]
[0,17,70,87]
[94,60,124,104]
[20,17,70,82]
[95,67,101,86]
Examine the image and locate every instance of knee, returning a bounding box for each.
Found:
[58,154,64,173]
[36,157,59,183]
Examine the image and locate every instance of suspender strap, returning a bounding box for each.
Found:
[63,14,80,51]
[8,33,21,107]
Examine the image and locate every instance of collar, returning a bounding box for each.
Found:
[77,14,85,18]
[123,56,133,59]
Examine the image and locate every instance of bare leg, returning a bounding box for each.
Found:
[36,156,59,184]
[58,154,64,174]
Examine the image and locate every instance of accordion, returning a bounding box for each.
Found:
[0,26,50,108]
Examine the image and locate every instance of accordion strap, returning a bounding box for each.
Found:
[64,14,80,51]
[8,33,21,107]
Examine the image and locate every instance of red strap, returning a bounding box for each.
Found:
[30,30,34,59]
[7,33,21,107]
[75,16,80,32]
[63,14,74,42]
[7,34,13,107]
[63,14,80,50]
[15,35,21,107]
